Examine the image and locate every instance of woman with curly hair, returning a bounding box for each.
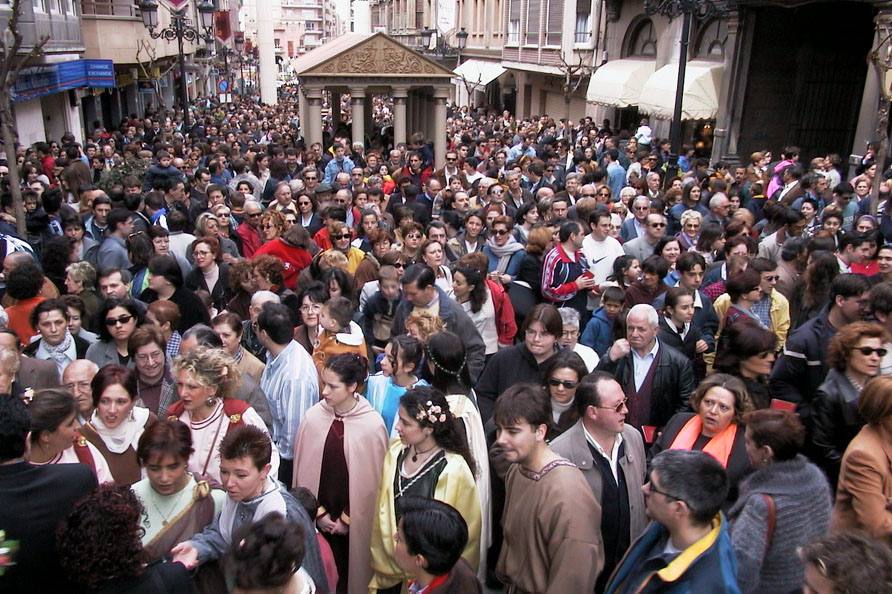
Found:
[259,209,286,244]
[369,386,481,593]
[185,236,231,313]
[168,346,279,488]
[294,354,388,594]
[225,258,256,320]
[58,484,195,593]
[230,513,318,594]
[254,225,313,290]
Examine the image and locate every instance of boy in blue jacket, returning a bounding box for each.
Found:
[581,285,624,357]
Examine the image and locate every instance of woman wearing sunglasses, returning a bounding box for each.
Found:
[714,319,777,410]
[86,298,144,368]
[323,220,365,275]
[483,215,525,286]
[540,349,589,439]
[812,321,885,488]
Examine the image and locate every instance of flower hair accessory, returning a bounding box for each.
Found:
[415,400,448,425]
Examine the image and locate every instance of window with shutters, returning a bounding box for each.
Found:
[508,0,520,43]
[525,0,541,46]
[545,0,562,46]
[575,0,591,43]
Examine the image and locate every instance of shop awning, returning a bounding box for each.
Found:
[586,59,655,107]
[453,59,506,87]
[14,59,115,102]
[637,60,724,120]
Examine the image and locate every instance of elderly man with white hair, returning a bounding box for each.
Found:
[558,308,599,372]
[240,290,281,361]
[596,304,695,442]
[621,195,650,241]
[704,192,731,228]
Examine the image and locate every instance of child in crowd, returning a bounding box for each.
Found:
[312,296,367,375]
[580,285,625,357]
[292,487,339,592]
[361,265,401,361]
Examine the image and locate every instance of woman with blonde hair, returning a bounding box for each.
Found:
[167,346,279,487]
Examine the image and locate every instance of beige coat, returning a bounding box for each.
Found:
[832,422,892,544]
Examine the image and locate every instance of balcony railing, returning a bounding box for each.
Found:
[81,0,136,17]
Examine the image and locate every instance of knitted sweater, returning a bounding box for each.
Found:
[728,455,832,594]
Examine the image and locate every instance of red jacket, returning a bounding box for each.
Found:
[236,221,262,258]
[485,278,517,346]
[253,239,312,289]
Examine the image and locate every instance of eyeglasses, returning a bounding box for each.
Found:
[762,275,780,281]
[493,229,510,236]
[446,157,457,161]
[646,478,683,502]
[193,250,211,257]
[262,224,278,230]
[135,351,164,364]
[105,314,134,327]
[300,303,322,313]
[596,398,629,413]
[393,262,405,269]
[649,222,666,228]
[581,193,597,198]
[634,206,650,211]
[304,175,317,180]
[548,378,578,389]
[334,233,351,240]
[247,212,262,218]
[298,201,312,206]
[855,346,888,357]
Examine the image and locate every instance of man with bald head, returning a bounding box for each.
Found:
[62,359,99,424]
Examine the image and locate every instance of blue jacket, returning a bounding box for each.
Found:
[323,155,355,184]
[606,514,740,594]
[580,306,615,357]
[482,244,525,280]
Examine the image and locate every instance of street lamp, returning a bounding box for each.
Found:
[644,0,726,186]
[419,26,468,66]
[139,0,217,129]
[868,13,892,215]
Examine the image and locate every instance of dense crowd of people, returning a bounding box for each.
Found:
[2,91,892,593]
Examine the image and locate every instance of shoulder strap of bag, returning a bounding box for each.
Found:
[761,493,776,556]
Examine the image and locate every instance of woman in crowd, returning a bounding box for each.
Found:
[512,226,552,323]
[127,232,155,298]
[352,208,381,253]
[141,255,210,332]
[607,255,642,292]
[296,192,324,237]
[167,345,278,487]
[259,210,287,245]
[676,209,702,251]
[130,325,176,417]
[212,312,266,384]
[714,319,777,410]
[692,223,725,265]
[448,211,486,258]
[658,287,707,382]
[833,375,892,544]
[65,261,101,332]
[27,387,113,483]
[58,484,195,593]
[397,220,425,265]
[254,225,314,290]
[513,202,540,245]
[366,334,427,436]
[649,373,752,502]
[226,259,256,320]
[294,354,388,594]
[293,281,327,355]
[452,266,498,360]
[132,419,227,591]
[369,386,481,593]
[813,321,885,486]
[624,255,668,307]
[792,250,839,328]
[799,532,892,593]
[325,220,365,275]
[728,409,832,594]
[5,262,46,346]
[353,228,394,291]
[63,294,99,344]
[420,239,454,296]
[475,304,562,422]
[146,299,183,361]
[86,298,144,367]
[655,236,682,285]
[194,212,239,261]
[185,236,231,313]
[79,364,155,486]
[424,331,491,581]
[541,349,588,438]
[720,269,766,331]
[229,513,319,594]
[482,215,525,285]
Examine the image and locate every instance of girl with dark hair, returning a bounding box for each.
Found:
[230,513,317,594]
[714,318,777,410]
[658,287,707,382]
[141,254,211,332]
[27,388,113,483]
[294,354,387,594]
[425,331,491,580]
[127,231,155,298]
[540,349,589,438]
[80,364,157,486]
[606,255,641,291]
[366,334,428,435]
[86,297,144,367]
[321,266,356,306]
[58,484,194,593]
[625,255,669,307]
[453,266,498,358]
[132,419,227,592]
[791,250,839,328]
[369,386,482,594]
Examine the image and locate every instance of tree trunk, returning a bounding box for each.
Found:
[0,94,26,238]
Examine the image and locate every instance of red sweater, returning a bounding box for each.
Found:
[253,239,311,289]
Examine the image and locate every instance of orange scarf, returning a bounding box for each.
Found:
[669,415,738,468]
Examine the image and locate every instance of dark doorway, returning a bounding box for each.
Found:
[737,2,873,162]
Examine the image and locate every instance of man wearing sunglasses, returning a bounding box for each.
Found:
[605,450,736,593]
[237,200,264,258]
[622,212,666,264]
[714,257,791,349]
[551,371,647,592]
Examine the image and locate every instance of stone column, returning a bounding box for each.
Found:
[433,89,449,169]
[298,86,309,141]
[710,11,743,165]
[350,87,366,147]
[364,94,374,140]
[305,86,324,148]
[392,85,408,146]
[331,91,342,132]
[407,90,417,137]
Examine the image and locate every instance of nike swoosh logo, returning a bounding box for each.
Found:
[590,256,608,264]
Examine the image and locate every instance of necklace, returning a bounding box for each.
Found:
[150,484,190,526]
[411,443,437,463]
[846,372,866,392]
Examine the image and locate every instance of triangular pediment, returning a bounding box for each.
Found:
[293,32,455,78]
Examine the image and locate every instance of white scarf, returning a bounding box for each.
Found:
[90,406,150,454]
[220,476,287,544]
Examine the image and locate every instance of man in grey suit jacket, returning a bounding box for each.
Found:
[622,212,666,263]
[0,329,61,391]
[551,371,647,592]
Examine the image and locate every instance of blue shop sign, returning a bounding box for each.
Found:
[14,59,115,102]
